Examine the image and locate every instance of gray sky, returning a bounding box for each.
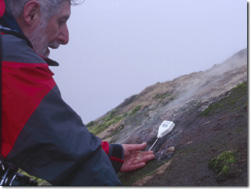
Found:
[50,0,247,124]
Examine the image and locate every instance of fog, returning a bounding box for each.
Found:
[50,0,247,124]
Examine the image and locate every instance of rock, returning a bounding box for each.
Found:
[155,146,175,160]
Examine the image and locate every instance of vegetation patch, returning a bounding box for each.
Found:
[128,104,142,116]
[208,150,241,181]
[88,114,124,135]
[86,120,96,128]
[87,109,126,135]
[103,109,117,122]
[87,105,143,137]
[153,92,172,100]
[200,82,247,117]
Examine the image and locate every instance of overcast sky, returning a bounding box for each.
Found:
[50,0,247,124]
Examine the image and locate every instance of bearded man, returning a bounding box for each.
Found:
[0,0,154,186]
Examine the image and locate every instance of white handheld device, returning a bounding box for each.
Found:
[148,120,175,151]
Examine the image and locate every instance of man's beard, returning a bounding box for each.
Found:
[27,20,60,58]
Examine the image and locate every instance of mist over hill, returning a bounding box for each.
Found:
[87,48,248,186]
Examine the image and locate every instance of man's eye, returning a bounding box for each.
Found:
[58,19,66,26]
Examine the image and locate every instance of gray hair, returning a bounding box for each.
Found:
[4,0,81,21]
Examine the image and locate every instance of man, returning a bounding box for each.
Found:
[0,0,155,186]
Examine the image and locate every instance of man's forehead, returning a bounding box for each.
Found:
[59,0,71,10]
[56,1,71,18]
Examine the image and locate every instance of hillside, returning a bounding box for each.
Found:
[87,48,248,186]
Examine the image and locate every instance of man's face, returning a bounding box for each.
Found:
[29,1,71,57]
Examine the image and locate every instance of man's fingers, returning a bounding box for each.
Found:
[120,150,155,172]
[124,142,147,152]
[122,142,155,157]
[131,162,146,171]
[138,142,147,149]
[132,153,155,164]
[132,150,154,157]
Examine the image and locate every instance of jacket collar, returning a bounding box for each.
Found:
[0,10,24,36]
[40,55,59,66]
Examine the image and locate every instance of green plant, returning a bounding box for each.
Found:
[208,150,237,178]
[86,121,96,127]
[153,92,172,100]
[128,105,142,116]
[104,109,117,122]
[88,114,124,135]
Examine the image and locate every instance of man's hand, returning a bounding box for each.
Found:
[120,142,155,172]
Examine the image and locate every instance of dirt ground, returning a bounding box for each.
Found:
[143,98,248,186]
[119,83,248,186]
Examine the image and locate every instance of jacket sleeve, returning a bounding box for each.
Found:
[101,141,124,172]
[6,85,123,186]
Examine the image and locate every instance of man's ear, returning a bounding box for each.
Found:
[22,0,41,26]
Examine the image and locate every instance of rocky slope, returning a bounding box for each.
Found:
[87,48,248,186]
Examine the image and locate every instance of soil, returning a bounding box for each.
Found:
[136,84,248,186]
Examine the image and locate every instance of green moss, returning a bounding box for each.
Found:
[87,109,126,135]
[86,121,96,127]
[128,105,142,116]
[220,165,229,176]
[104,109,117,122]
[208,150,237,178]
[87,104,142,136]
[88,114,124,135]
[153,92,172,100]
[201,82,247,117]
[88,104,143,136]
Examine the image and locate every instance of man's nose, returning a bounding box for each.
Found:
[58,25,69,45]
